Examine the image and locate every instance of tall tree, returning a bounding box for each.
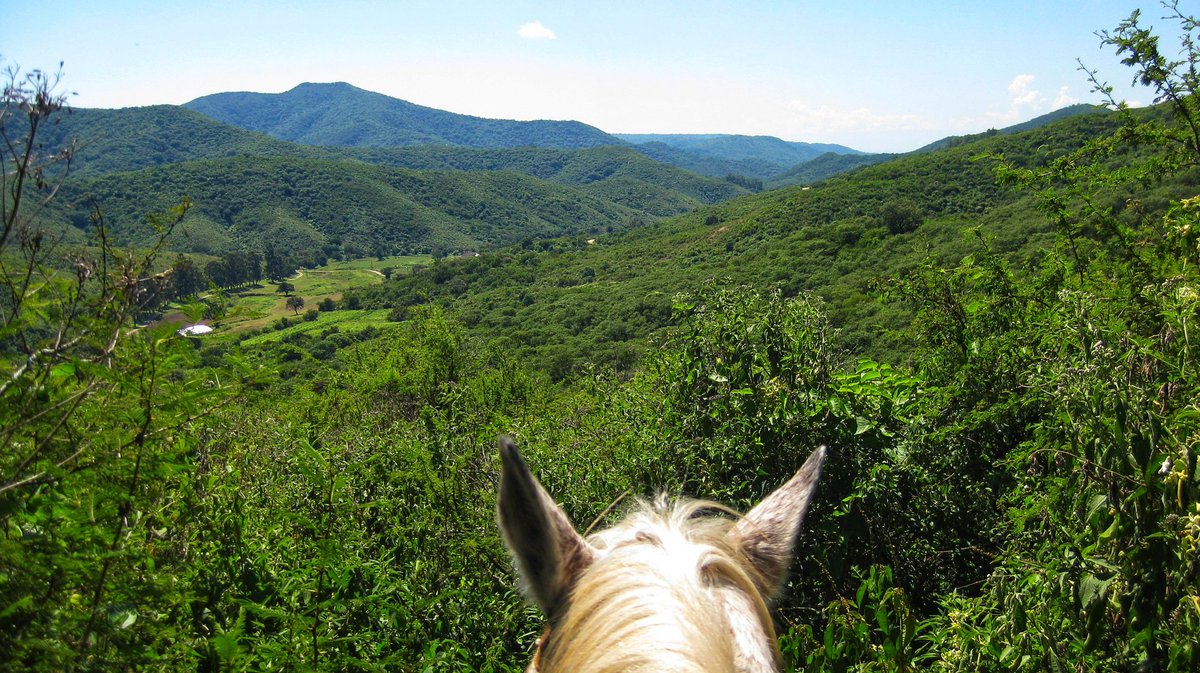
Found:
[264,244,290,282]
[169,253,205,298]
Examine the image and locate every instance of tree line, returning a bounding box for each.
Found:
[163,245,297,301]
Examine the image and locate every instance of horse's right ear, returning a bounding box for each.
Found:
[729,445,825,598]
[497,436,595,620]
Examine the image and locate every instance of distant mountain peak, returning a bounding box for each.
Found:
[184,83,620,150]
[293,81,356,89]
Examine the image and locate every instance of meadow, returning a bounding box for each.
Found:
[161,255,429,334]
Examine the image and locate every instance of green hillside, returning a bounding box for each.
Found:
[24,105,303,176]
[768,105,1108,188]
[339,144,747,210]
[37,105,745,216]
[767,151,898,187]
[346,102,1155,374]
[617,140,790,181]
[46,155,649,260]
[913,103,1108,153]
[185,81,621,149]
[617,133,862,178]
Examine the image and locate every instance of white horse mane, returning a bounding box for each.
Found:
[497,438,825,673]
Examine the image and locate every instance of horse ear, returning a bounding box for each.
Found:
[497,436,595,620]
[730,446,825,597]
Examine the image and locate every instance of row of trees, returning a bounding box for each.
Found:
[166,246,298,300]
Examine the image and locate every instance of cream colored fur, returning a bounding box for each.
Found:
[498,439,825,673]
[534,499,778,673]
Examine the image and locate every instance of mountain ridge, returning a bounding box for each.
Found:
[45,154,651,261]
[185,82,622,149]
[36,104,747,222]
[616,133,861,163]
[343,102,1141,371]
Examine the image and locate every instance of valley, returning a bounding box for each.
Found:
[197,254,427,335]
[3,7,1200,672]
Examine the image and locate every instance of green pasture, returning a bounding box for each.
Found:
[211,254,427,332]
[238,308,397,345]
[326,255,429,272]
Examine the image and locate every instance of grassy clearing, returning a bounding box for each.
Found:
[239,309,397,345]
[209,254,429,332]
[325,255,430,272]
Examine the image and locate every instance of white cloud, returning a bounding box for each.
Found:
[1052,86,1079,109]
[986,74,1058,125]
[786,100,932,133]
[518,21,557,40]
[1008,74,1044,109]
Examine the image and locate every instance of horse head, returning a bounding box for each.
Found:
[497,437,824,673]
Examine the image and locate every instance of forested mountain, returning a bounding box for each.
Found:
[1000,102,1105,133]
[913,102,1107,153]
[615,140,796,181]
[767,104,1109,187]
[178,81,876,182]
[616,133,862,179]
[346,102,1165,373]
[185,81,621,149]
[25,104,750,264]
[767,150,898,187]
[28,105,315,176]
[46,155,652,261]
[308,144,747,211]
[35,104,745,228]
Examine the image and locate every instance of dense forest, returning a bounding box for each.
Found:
[184,82,623,150]
[3,6,1200,673]
[27,105,748,261]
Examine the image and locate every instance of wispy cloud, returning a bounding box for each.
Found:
[983,74,1054,126]
[786,100,932,133]
[518,20,557,40]
[1052,86,1079,109]
[993,75,1081,126]
[1008,74,1044,109]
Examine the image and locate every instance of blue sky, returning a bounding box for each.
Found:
[0,1,1183,152]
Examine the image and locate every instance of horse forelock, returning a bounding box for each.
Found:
[533,497,780,673]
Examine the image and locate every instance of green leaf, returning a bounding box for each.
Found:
[874,604,891,634]
[1000,645,1015,663]
[1085,494,1108,523]
[1098,514,1119,543]
[1079,573,1111,611]
[213,630,240,662]
[854,416,873,435]
[49,362,77,379]
[0,596,33,618]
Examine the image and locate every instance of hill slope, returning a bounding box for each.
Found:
[616,134,863,180]
[913,103,1107,153]
[47,155,646,260]
[617,133,860,165]
[767,151,898,187]
[327,145,747,214]
[768,104,1111,188]
[185,82,621,149]
[346,106,1150,374]
[30,105,302,176]
[41,105,745,215]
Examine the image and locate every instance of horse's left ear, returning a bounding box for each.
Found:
[729,446,825,598]
[497,436,595,621]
